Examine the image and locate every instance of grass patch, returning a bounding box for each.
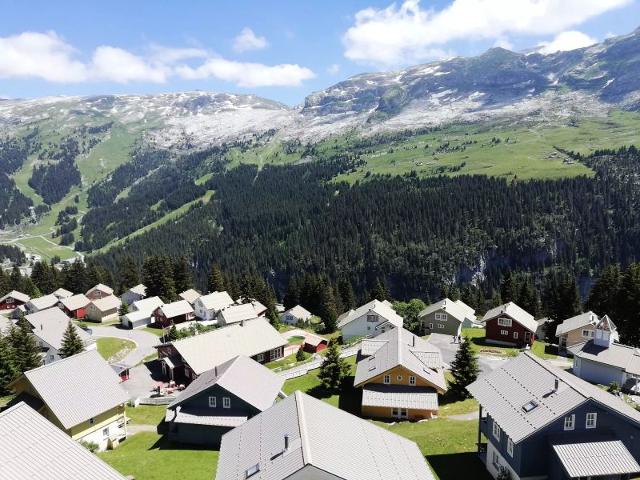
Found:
[142,326,165,337]
[462,328,519,357]
[96,337,136,362]
[98,432,218,480]
[439,397,479,417]
[126,405,166,426]
[531,340,558,359]
[287,335,305,344]
[0,394,15,407]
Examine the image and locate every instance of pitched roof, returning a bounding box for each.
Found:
[197,291,234,311]
[27,294,59,311]
[25,308,92,351]
[169,355,284,411]
[282,305,312,320]
[14,350,129,429]
[553,440,640,478]
[570,340,640,376]
[59,294,90,311]
[419,298,475,323]
[179,289,201,304]
[52,288,73,299]
[127,284,146,296]
[0,403,127,480]
[467,352,640,443]
[218,303,259,325]
[86,284,114,296]
[337,299,403,329]
[354,327,447,391]
[555,311,600,336]
[131,296,164,314]
[0,290,30,304]
[481,302,537,333]
[159,299,194,319]
[168,318,286,376]
[90,295,121,312]
[216,391,435,480]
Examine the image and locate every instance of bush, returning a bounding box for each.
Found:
[80,441,100,453]
[296,347,307,362]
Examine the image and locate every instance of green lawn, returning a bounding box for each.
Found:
[96,337,135,362]
[98,432,218,480]
[462,328,519,357]
[531,340,558,359]
[126,405,166,426]
[142,326,165,337]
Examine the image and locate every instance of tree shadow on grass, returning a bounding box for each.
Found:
[427,453,492,480]
[149,434,219,452]
[305,375,362,415]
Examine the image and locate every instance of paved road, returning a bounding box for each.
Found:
[90,325,160,367]
[427,333,510,374]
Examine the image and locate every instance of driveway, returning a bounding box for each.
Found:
[427,333,509,374]
[90,325,160,367]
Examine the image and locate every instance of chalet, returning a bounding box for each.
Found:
[179,288,201,305]
[247,299,267,317]
[419,298,477,336]
[24,308,95,364]
[302,333,328,353]
[556,311,619,351]
[482,302,537,347]
[157,318,286,382]
[570,315,640,391]
[194,291,235,321]
[58,294,90,319]
[8,350,129,452]
[86,284,114,301]
[354,327,447,421]
[338,299,403,341]
[154,300,195,327]
[281,304,313,325]
[215,391,435,480]
[165,355,285,447]
[86,295,122,323]
[52,287,73,300]
[216,303,260,326]
[0,290,30,311]
[0,403,127,480]
[468,352,640,480]
[121,296,164,329]
[120,283,146,306]
[26,294,59,313]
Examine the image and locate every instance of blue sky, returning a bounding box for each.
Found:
[0,0,638,105]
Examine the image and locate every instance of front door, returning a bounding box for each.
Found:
[524,331,532,344]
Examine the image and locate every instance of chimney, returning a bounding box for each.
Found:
[240,319,244,327]
[553,378,559,392]
[284,434,290,451]
[214,365,218,377]
[412,335,415,347]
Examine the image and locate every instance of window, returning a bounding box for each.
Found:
[383,374,391,384]
[435,313,448,321]
[492,420,501,440]
[438,324,445,329]
[367,314,378,322]
[522,400,538,413]
[223,397,231,409]
[208,396,216,408]
[102,427,109,438]
[492,451,500,468]
[497,317,512,327]
[564,414,575,431]
[397,375,403,381]
[392,407,408,418]
[409,376,416,386]
[428,323,433,329]
[582,329,594,338]
[501,330,509,336]
[256,353,265,362]
[586,412,597,429]
[507,438,514,457]
[89,418,95,425]
[246,463,260,478]
[513,331,519,340]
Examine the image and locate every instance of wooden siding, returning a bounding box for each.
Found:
[485,314,534,347]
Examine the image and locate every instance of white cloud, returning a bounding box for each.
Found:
[176,58,315,87]
[233,27,269,53]
[327,63,341,75]
[343,0,630,65]
[537,31,597,54]
[0,30,314,88]
[493,37,514,50]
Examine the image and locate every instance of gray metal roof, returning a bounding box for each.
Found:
[355,327,447,391]
[570,340,640,376]
[196,291,235,311]
[481,302,537,333]
[553,440,640,477]
[467,352,640,443]
[89,295,121,312]
[59,294,90,311]
[555,311,600,337]
[281,305,312,321]
[165,408,247,427]
[169,355,284,411]
[362,384,439,410]
[216,390,435,480]
[337,299,403,329]
[86,283,114,296]
[160,299,194,318]
[0,402,127,479]
[27,294,59,311]
[127,284,146,296]
[0,290,30,304]
[179,288,201,304]
[17,350,129,429]
[131,296,164,313]
[52,288,73,299]
[170,318,287,375]
[419,298,476,323]
[25,307,93,350]
[218,303,261,324]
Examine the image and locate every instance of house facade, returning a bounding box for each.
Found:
[26,294,59,313]
[468,352,640,480]
[482,302,536,347]
[419,298,477,336]
[121,284,146,306]
[58,294,90,319]
[154,300,195,328]
[281,305,313,325]
[338,299,404,341]
[193,291,234,321]
[0,290,30,311]
[86,284,114,301]
[556,311,619,351]
[121,296,164,329]
[86,295,121,323]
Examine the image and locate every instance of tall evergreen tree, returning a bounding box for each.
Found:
[207,264,225,293]
[172,256,193,294]
[318,285,338,333]
[449,336,480,399]
[31,261,58,294]
[142,255,176,302]
[59,323,85,358]
[283,277,301,310]
[618,263,640,345]
[318,341,350,391]
[337,278,356,312]
[8,315,41,374]
[371,278,391,302]
[587,264,623,316]
[0,334,17,395]
[500,271,518,304]
[118,256,140,293]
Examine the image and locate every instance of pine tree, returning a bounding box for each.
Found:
[283,277,301,310]
[172,256,193,294]
[371,278,391,302]
[587,264,623,316]
[207,264,225,293]
[119,302,129,317]
[449,336,480,399]
[8,315,41,374]
[618,263,640,345]
[500,271,518,304]
[167,324,179,341]
[59,322,85,358]
[142,255,176,302]
[0,334,17,395]
[296,347,307,362]
[318,341,350,391]
[118,256,140,293]
[337,278,356,311]
[318,285,338,333]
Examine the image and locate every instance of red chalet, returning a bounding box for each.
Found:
[481,302,537,348]
[58,294,90,319]
[303,333,329,354]
[154,300,195,328]
[0,290,30,311]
